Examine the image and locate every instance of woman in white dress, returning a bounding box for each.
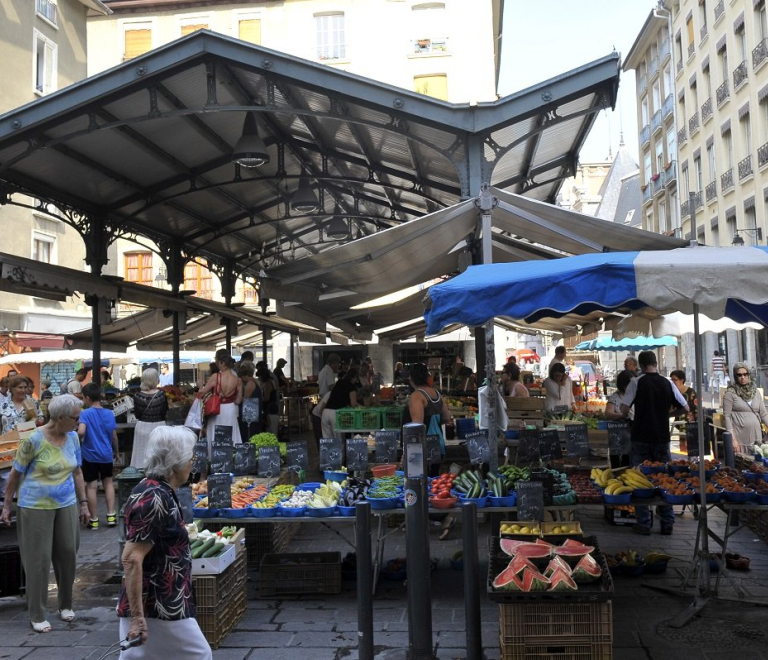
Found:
[198,349,243,452]
[130,369,168,468]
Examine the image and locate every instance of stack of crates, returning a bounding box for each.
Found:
[379,406,404,430]
[499,601,612,660]
[193,549,247,649]
[259,551,341,597]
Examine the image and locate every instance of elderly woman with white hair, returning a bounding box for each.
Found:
[130,368,169,469]
[0,394,89,633]
[117,426,211,660]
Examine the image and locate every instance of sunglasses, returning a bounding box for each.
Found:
[736,372,749,377]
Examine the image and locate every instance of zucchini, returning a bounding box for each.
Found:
[190,539,205,551]
[192,537,215,559]
[202,542,225,558]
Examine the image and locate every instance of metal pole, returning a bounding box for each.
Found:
[225,319,232,353]
[689,191,697,244]
[172,311,181,387]
[403,422,433,660]
[462,502,482,660]
[91,296,101,386]
[355,501,373,660]
[290,334,296,381]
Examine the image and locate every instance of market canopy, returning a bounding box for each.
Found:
[574,335,678,352]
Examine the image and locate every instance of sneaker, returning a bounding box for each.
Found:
[631,525,651,536]
[106,513,117,527]
[660,526,673,536]
[87,519,99,530]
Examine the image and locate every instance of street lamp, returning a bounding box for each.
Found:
[732,228,763,245]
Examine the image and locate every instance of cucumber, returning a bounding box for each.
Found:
[202,542,225,558]
[192,537,216,559]
[190,539,205,551]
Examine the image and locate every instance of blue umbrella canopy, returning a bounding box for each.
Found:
[574,335,678,352]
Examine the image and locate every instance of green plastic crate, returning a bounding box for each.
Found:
[336,408,357,430]
[381,407,404,430]
[335,407,381,430]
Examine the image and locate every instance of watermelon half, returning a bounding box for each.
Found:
[544,556,572,577]
[572,553,602,583]
[507,554,538,576]
[492,565,524,591]
[500,538,528,556]
[521,567,550,592]
[553,539,595,557]
[513,543,553,559]
[548,567,579,591]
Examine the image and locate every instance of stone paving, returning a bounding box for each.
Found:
[1,485,768,659]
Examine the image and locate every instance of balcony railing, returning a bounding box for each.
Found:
[639,74,647,94]
[652,174,665,196]
[663,93,674,119]
[706,180,717,202]
[652,110,663,134]
[714,0,725,22]
[734,60,748,89]
[680,200,690,217]
[701,98,713,123]
[677,126,687,146]
[642,184,652,204]
[688,42,695,59]
[700,24,708,42]
[664,162,677,186]
[689,112,699,136]
[738,154,753,180]
[694,191,704,209]
[716,79,730,106]
[36,0,57,24]
[661,39,671,62]
[677,57,683,74]
[640,124,651,146]
[753,39,768,69]
[721,167,734,192]
[759,142,768,168]
[649,56,659,77]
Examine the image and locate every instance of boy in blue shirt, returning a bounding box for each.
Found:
[78,383,118,529]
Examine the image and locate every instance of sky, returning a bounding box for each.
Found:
[498,0,659,163]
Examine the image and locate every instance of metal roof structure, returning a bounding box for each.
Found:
[0,31,623,286]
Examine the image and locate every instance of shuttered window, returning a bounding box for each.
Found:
[125,252,153,285]
[414,74,448,100]
[184,262,214,299]
[181,23,208,37]
[238,18,261,44]
[124,28,151,60]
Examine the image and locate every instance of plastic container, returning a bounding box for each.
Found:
[336,505,356,517]
[371,464,396,478]
[250,506,277,518]
[643,560,668,575]
[663,491,695,505]
[504,429,520,440]
[306,506,337,518]
[456,418,476,439]
[619,561,646,577]
[221,507,250,519]
[429,496,458,509]
[602,492,632,505]
[722,489,755,503]
[324,471,348,483]
[488,494,517,508]
[690,489,723,504]
[193,508,219,518]
[297,482,322,492]
[631,487,656,499]
[755,492,768,505]
[639,464,663,476]
[367,496,400,510]
[278,504,306,517]
[462,496,487,508]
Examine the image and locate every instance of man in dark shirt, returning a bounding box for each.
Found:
[621,351,688,536]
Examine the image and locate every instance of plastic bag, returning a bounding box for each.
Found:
[184,398,203,430]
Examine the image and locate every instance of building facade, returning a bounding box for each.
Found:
[0,0,109,334]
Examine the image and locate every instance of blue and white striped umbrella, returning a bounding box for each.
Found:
[574,335,678,352]
[424,246,768,334]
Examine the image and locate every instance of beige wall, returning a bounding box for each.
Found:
[87,0,499,104]
[557,161,611,216]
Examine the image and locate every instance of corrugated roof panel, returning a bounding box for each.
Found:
[533,116,584,169]
[488,117,537,149]
[490,140,529,187]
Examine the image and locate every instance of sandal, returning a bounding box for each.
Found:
[59,609,75,622]
[31,621,52,633]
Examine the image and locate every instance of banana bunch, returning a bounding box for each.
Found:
[618,467,654,490]
[644,552,673,565]
[617,550,642,566]
[604,480,633,495]
[590,467,632,492]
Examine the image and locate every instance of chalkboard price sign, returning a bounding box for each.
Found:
[258,446,281,477]
[565,423,590,458]
[176,485,194,524]
[241,398,260,425]
[607,421,631,457]
[207,473,232,509]
[319,437,343,470]
[286,441,309,472]
[210,425,234,474]
[374,430,399,464]
[346,437,369,472]
[538,428,562,461]
[517,429,541,464]
[465,430,491,465]
[192,436,208,474]
[425,434,442,466]
[233,443,256,475]
[516,479,545,521]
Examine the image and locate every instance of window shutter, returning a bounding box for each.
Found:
[238,18,261,44]
[44,40,56,93]
[124,28,151,60]
[181,23,207,37]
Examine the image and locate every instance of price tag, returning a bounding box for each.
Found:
[258,446,281,477]
[425,434,442,466]
[607,421,631,457]
[286,440,308,472]
[241,398,260,425]
[319,437,343,470]
[465,430,491,466]
[346,437,369,472]
[565,423,589,458]
[538,429,562,461]
[207,473,232,509]
[210,425,234,474]
[192,435,208,474]
[516,480,544,521]
[374,430,399,464]
[176,485,194,524]
[233,443,256,475]
[516,429,541,463]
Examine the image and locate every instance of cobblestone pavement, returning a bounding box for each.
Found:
[1,479,767,659]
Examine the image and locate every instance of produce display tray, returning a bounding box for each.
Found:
[488,536,613,603]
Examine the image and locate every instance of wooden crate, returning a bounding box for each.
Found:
[504,397,546,412]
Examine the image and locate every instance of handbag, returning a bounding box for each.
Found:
[204,374,222,417]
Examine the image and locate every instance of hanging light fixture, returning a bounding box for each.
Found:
[232,113,269,167]
[290,171,319,213]
[326,215,349,239]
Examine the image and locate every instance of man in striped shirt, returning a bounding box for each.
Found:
[711,351,727,393]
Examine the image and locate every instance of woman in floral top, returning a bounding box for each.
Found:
[117,426,211,659]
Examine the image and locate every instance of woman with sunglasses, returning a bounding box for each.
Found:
[723,362,768,454]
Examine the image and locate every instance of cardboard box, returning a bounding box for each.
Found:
[192,542,236,575]
[111,396,135,417]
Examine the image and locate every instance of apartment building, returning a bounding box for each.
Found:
[0,0,109,333]
[625,0,768,383]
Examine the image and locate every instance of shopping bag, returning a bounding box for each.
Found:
[185,398,204,430]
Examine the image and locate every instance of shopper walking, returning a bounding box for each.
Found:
[199,349,243,448]
[723,362,768,454]
[710,350,727,397]
[238,361,261,441]
[131,369,168,469]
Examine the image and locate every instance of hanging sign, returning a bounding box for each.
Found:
[465,429,491,465]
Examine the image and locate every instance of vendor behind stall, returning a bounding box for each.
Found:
[542,363,575,413]
[322,367,360,439]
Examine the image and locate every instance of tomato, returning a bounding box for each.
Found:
[436,491,452,499]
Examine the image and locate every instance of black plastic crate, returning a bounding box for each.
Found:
[259,551,341,597]
[0,545,25,597]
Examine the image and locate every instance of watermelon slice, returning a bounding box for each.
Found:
[535,538,555,547]
[572,554,602,583]
[492,565,525,591]
[500,538,528,556]
[548,567,578,591]
[553,539,595,557]
[521,567,550,592]
[544,556,572,577]
[513,543,553,559]
[507,554,538,576]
